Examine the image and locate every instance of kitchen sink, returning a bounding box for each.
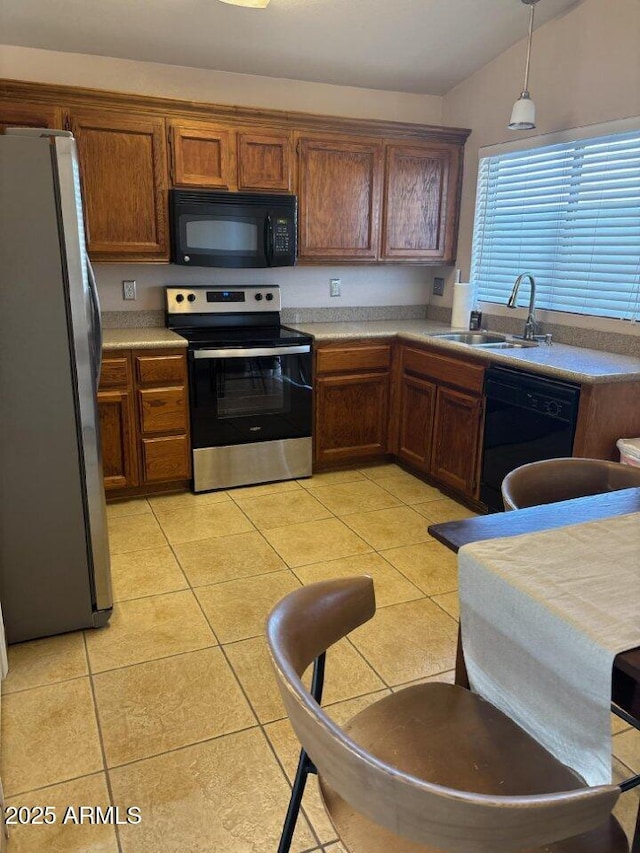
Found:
[474,340,539,349]
[430,332,539,349]
[430,332,508,345]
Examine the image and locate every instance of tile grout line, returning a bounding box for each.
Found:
[186,577,324,850]
[83,630,125,853]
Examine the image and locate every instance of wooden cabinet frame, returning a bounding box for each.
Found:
[1,80,470,266]
[99,348,191,498]
[98,352,139,492]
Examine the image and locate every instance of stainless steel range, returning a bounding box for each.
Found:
[166,285,313,492]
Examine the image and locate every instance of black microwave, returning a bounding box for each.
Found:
[170,189,297,268]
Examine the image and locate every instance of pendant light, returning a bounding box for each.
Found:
[218,0,271,7]
[509,0,540,130]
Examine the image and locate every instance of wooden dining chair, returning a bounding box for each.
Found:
[266,576,636,853]
[501,457,640,511]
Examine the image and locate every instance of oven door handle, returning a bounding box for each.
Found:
[193,345,311,359]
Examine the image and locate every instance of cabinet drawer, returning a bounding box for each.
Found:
[138,388,188,434]
[99,353,131,390]
[402,346,484,394]
[135,353,186,386]
[141,435,191,483]
[317,343,391,374]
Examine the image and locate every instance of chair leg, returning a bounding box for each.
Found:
[631,801,640,853]
[276,652,326,853]
[277,749,316,853]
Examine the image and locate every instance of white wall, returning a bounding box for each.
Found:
[94,263,431,313]
[0,45,443,125]
[438,0,640,336]
[0,44,443,310]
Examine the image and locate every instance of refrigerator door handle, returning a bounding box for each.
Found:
[86,258,103,383]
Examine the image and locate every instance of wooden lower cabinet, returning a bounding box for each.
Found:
[397,373,436,473]
[99,347,191,497]
[314,340,485,502]
[141,435,191,483]
[431,387,484,496]
[315,373,389,465]
[314,341,392,467]
[98,389,138,491]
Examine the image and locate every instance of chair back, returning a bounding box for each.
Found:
[266,576,621,853]
[502,457,640,510]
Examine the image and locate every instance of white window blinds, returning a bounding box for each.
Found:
[471,128,640,322]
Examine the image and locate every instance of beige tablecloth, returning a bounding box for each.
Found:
[458,512,640,785]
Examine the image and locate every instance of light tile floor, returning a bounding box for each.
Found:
[1,464,638,852]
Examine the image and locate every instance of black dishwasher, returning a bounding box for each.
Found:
[480,366,581,512]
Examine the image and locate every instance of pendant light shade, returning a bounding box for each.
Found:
[509,92,536,130]
[218,0,270,7]
[509,0,540,131]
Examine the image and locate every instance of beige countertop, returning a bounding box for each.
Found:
[287,319,640,384]
[103,328,188,349]
[102,320,640,383]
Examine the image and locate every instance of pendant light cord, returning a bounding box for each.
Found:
[521,1,536,96]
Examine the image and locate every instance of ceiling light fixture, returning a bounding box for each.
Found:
[218,0,271,7]
[509,0,540,131]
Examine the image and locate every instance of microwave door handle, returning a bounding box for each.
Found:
[265,214,274,265]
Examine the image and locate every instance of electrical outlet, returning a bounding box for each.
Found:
[432,276,445,296]
[330,278,341,298]
[122,280,137,301]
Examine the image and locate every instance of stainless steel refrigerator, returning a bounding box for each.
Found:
[0,129,112,643]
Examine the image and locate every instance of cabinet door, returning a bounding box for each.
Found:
[315,372,389,465]
[0,101,63,133]
[71,109,168,261]
[237,130,292,192]
[297,136,382,261]
[170,121,235,189]
[382,142,462,263]
[397,374,436,473]
[98,390,139,491]
[431,387,483,498]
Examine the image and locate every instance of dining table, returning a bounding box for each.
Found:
[429,487,640,850]
[429,486,640,722]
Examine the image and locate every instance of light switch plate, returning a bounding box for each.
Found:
[330,278,341,298]
[433,277,445,296]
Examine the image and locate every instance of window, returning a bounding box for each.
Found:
[471,123,640,322]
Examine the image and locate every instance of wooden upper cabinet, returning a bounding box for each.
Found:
[382,142,462,263]
[170,120,235,189]
[169,122,292,192]
[0,101,63,133]
[297,135,382,261]
[70,109,168,261]
[237,129,292,192]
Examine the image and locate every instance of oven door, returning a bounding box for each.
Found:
[189,344,312,448]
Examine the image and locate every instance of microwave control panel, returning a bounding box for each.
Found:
[273,217,293,256]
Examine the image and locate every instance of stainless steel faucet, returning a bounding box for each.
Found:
[507,272,539,341]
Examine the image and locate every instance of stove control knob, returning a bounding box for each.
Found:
[175,294,184,303]
[255,293,263,301]
[266,293,274,301]
[187,294,196,303]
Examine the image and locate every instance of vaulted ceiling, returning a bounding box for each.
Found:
[1,0,579,95]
